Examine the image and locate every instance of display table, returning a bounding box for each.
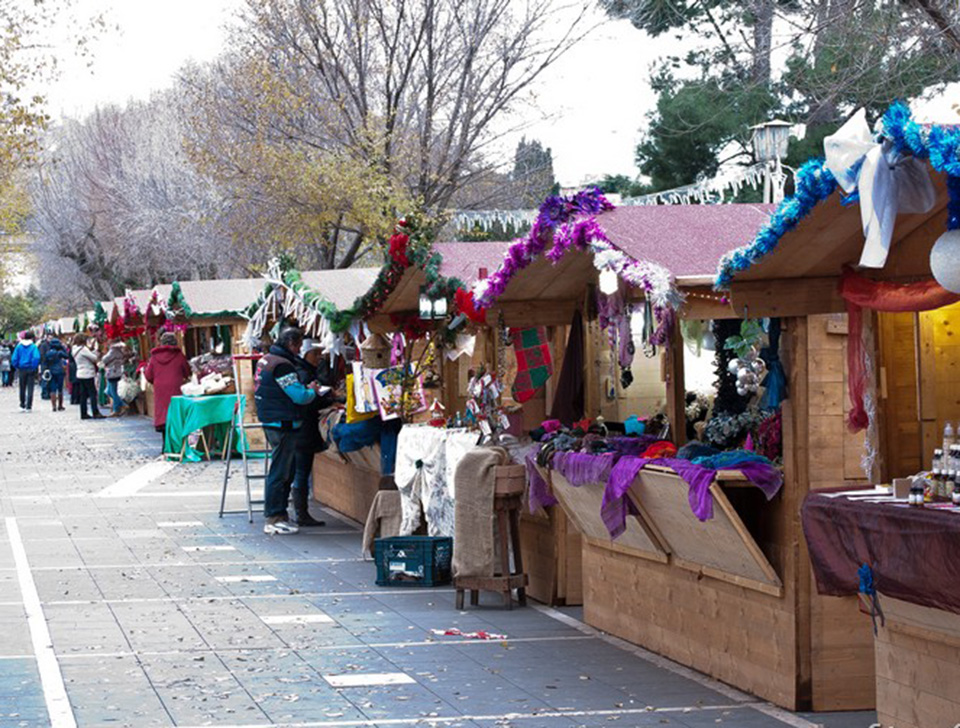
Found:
[164,394,242,462]
[802,491,960,727]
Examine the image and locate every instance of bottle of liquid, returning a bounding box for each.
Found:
[944,421,956,458]
[910,481,925,507]
[932,448,944,500]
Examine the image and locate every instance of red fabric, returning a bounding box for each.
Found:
[641,441,677,459]
[144,345,191,427]
[840,268,960,431]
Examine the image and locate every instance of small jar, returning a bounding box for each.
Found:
[953,477,960,506]
[910,482,925,506]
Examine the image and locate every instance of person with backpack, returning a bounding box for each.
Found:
[42,336,70,412]
[11,332,41,412]
[101,339,131,416]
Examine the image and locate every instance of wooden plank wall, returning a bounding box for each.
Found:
[518,506,583,606]
[917,302,960,469]
[875,599,960,728]
[804,314,877,711]
[312,452,383,524]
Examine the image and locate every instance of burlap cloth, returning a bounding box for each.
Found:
[452,446,509,578]
[362,490,402,558]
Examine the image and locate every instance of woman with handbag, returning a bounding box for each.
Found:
[71,334,103,420]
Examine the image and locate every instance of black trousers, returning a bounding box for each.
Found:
[77,378,99,418]
[18,371,35,410]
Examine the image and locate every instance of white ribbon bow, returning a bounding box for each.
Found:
[824,108,937,269]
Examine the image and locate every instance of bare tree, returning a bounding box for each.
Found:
[29,92,236,309]
[181,0,590,267]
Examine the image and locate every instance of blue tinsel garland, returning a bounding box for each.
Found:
[716,102,960,287]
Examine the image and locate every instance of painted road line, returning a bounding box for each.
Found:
[156,521,204,527]
[5,517,77,728]
[27,557,364,571]
[214,575,277,583]
[175,703,764,728]
[181,545,237,553]
[95,460,178,498]
[261,613,334,625]
[323,672,416,688]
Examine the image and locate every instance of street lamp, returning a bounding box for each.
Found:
[750,119,792,204]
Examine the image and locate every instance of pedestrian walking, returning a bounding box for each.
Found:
[144,332,191,449]
[72,334,104,420]
[254,327,320,535]
[42,336,70,412]
[0,341,12,387]
[101,339,130,416]
[11,332,41,412]
[66,343,80,404]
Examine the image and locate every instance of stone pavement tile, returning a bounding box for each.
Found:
[44,603,131,656]
[89,565,171,601]
[31,568,103,602]
[21,539,85,569]
[798,709,878,728]
[338,681,463,722]
[177,599,288,651]
[673,706,803,727]
[110,601,208,652]
[0,606,32,656]
[145,565,235,600]
[58,654,171,726]
[0,658,49,727]
[14,520,70,542]
[71,539,143,568]
[139,652,269,725]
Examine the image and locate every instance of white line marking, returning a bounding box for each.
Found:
[214,575,277,583]
[25,557,364,572]
[323,672,415,688]
[181,545,237,553]
[156,521,204,527]
[176,703,765,727]
[37,587,451,606]
[95,460,178,498]
[5,517,77,728]
[53,635,594,661]
[533,605,821,728]
[261,614,334,625]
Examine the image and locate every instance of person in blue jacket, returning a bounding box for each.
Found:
[254,326,321,535]
[42,337,70,412]
[11,331,41,412]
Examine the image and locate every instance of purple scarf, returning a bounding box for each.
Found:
[525,450,557,513]
[603,456,784,538]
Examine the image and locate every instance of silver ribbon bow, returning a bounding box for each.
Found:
[824,108,937,269]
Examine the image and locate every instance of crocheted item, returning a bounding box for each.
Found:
[510,327,553,403]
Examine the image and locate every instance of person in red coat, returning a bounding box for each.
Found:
[145,332,191,448]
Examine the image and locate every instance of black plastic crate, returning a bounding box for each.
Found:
[374,536,453,587]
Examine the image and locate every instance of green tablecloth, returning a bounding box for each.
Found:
[163,394,245,462]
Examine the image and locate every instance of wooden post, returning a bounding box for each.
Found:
[664,315,686,446]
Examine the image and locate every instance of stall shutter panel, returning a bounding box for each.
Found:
[545,468,668,563]
[628,467,783,596]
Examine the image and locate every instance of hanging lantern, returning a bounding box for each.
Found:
[930,229,960,294]
[599,268,619,295]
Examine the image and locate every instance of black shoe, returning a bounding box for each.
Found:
[292,486,325,527]
[296,512,326,527]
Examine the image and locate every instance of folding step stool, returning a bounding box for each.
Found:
[219,355,269,523]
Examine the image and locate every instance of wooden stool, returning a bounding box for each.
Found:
[455,465,529,610]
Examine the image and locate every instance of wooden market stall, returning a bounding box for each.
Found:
[719,106,960,725]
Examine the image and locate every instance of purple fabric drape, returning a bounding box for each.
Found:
[605,435,659,458]
[525,449,557,513]
[552,450,616,487]
[604,456,784,537]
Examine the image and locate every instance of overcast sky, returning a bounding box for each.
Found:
[44,1,667,188]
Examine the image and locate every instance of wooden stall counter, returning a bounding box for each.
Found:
[542,462,872,711]
[803,490,960,727]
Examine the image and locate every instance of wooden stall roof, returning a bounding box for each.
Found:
[299,267,380,309]
[723,173,950,317]
[174,278,266,317]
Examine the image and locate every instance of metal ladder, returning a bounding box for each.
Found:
[219,355,269,523]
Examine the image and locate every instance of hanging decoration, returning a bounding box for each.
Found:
[717,103,960,288]
[622,162,768,207]
[929,175,960,292]
[723,319,766,397]
[472,188,683,341]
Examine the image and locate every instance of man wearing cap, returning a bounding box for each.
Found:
[254,327,321,535]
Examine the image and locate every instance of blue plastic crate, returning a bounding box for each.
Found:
[374,536,453,587]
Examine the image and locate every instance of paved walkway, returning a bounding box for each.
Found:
[0,387,876,728]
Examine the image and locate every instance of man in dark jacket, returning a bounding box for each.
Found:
[42,337,70,412]
[255,327,320,535]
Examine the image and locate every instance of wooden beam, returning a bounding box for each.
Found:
[729,277,844,318]
[664,314,686,446]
